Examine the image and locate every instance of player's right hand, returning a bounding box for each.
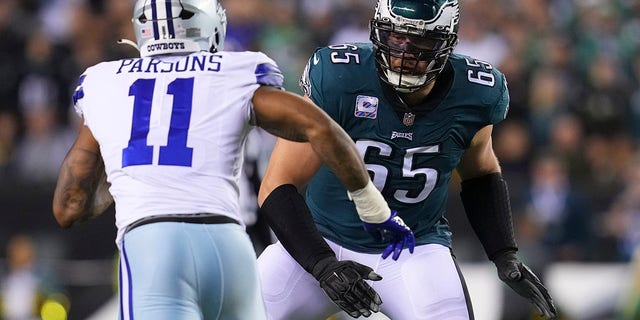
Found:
[311,257,383,318]
[362,211,415,260]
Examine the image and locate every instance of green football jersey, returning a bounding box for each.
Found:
[300,43,509,253]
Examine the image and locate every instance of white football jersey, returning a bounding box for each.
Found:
[73,51,284,246]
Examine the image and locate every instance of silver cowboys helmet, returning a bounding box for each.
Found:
[370,0,459,93]
[130,0,227,57]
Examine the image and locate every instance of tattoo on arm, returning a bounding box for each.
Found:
[92,167,113,217]
[53,148,113,227]
[259,124,306,143]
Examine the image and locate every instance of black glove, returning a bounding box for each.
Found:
[493,251,558,319]
[311,257,383,318]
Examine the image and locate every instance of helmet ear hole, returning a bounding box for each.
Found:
[210,31,220,53]
[179,10,194,19]
[138,14,147,23]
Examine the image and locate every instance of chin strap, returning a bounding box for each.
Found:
[117,39,140,55]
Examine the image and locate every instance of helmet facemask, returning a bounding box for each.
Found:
[370,0,459,93]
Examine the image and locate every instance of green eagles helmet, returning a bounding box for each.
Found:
[370,0,459,93]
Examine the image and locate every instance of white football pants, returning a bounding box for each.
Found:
[258,240,473,320]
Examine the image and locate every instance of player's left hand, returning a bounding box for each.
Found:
[311,257,383,318]
[493,251,558,319]
[362,211,415,260]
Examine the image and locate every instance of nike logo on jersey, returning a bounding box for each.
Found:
[354,95,379,119]
[313,53,320,65]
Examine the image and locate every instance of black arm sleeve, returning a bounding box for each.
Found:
[460,173,518,260]
[259,184,335,274]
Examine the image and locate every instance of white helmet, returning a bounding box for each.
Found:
[370,0,459,93]
[128,0,227,57]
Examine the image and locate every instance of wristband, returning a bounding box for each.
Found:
[347,181,391,223]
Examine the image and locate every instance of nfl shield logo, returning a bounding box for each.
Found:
[354,95,378,119]
[403,112,415,126]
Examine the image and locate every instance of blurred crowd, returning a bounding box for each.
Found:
[1,0,640,318]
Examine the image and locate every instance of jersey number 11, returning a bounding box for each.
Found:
[122,78,194,168]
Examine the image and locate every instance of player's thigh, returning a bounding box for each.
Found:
[376,244,472,320]
[119,222,203,320]
[196,223,266,320]
[257,241,339,320]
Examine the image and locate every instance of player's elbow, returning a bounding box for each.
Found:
[259,178,289,206]
[257,185,272,207]
[305,120,337,144]
[53,208,75,228]
[258,161,314,206]
[52,202,84,228]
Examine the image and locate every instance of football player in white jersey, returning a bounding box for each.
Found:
[52,1,416,319]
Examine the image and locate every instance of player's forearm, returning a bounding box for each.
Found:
[253,87,375,190]
[306,121,370,191]
[308,123,392,223]
[260,184,335,273]
[53,149,112,228]
[460,172,517,260]
[53,177,94,228]
[91,169,114,217]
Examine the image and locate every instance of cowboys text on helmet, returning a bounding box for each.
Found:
[131,0,227,57]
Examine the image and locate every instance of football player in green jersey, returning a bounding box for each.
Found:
[257,0,557,319]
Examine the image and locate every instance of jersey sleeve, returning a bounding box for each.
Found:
[299,48,327,107]
[72,73,88,121]
[254,52,284,89]
[489,72,510,124]
[71,63,109,127]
